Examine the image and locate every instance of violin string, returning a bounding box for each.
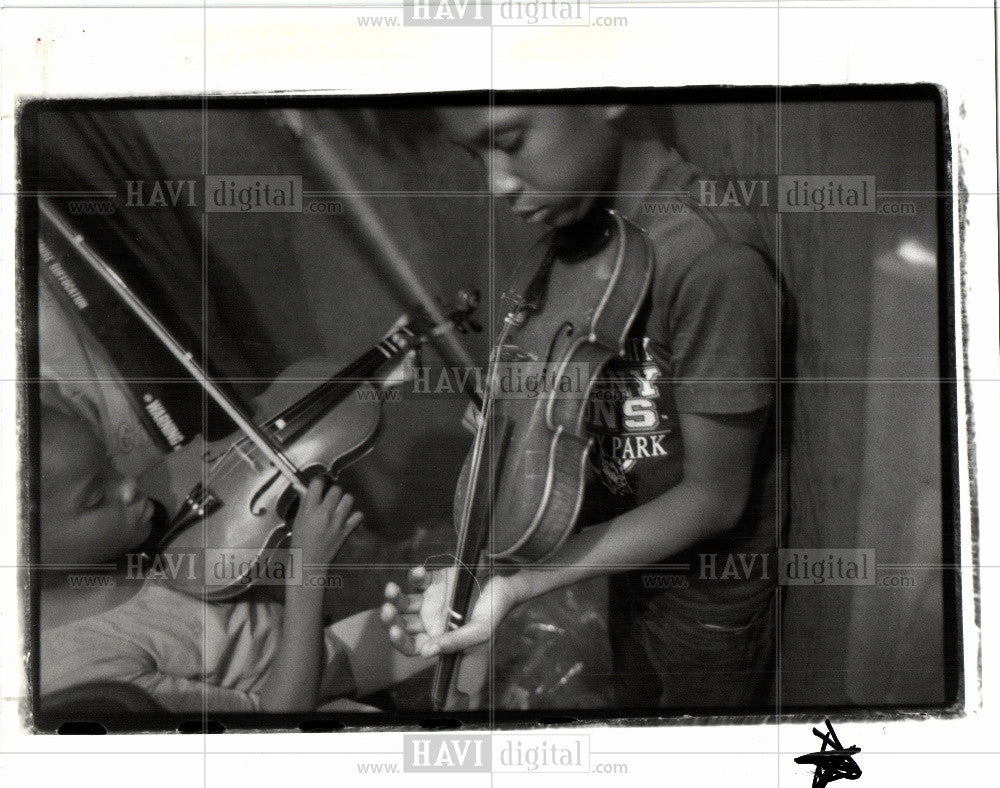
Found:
[201,348,393,491]
[422,552,485,598]
[203,378,360,493]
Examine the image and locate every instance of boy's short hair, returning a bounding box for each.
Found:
[40,400,94,455]
[374,103,671,152]
[38,401,101,512]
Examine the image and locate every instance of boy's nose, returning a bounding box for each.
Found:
[117,477,140,506]
[489,165,522,200]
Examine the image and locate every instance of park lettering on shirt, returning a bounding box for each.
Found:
[586,336,681,497]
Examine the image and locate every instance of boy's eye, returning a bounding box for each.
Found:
[494,128,524,154]
[453,141,485,167]
[83,486,107,512]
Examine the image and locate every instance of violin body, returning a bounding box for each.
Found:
[139,358,382,601]
[436,209,652,709]
[469,209,653,563]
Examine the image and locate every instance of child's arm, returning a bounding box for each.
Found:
[259,480,362,712]
[382,409,765,657]
[325,608,434,697]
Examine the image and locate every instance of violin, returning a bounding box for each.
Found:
[434,208,653,711]
[138,296,479,601]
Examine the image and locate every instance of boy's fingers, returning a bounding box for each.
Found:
[387,624,419,657]
[320,484,344,512]
[422,621,490,657]
[400,615,427,635]
[378,604,419,656]
[380,605,425,633]
[304,477,324,509]
[384,581,421,614]
[381,604,426,634]
[332,492,355,522]
[379,601,400,628]
[342,511,364,533]
[408,565,432,593]
[383,583,411,612]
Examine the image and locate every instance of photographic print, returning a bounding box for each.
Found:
[18,88,959,727]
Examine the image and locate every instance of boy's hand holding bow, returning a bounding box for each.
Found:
[379,565,526,658]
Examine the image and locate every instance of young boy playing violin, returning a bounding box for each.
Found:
[381,105,789,708]
[38,403,430,713]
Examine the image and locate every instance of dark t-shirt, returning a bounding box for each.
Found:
[581,140,787,605]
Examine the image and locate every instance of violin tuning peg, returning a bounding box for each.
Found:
[457,289,480,312]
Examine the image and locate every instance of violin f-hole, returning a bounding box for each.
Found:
[249,472,281,516]
[544,321,575,364]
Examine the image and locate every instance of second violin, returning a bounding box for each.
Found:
[434,208,653,710]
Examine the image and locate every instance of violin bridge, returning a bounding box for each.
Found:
[230,440,268,473]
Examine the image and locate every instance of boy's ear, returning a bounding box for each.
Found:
[604,105,629,124]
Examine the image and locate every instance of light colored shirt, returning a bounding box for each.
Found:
[41,578,352,713]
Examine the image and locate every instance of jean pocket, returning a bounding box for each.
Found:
[692,591,776,635]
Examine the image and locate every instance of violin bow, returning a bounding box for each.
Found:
[430,311,522,711]
[37,196,310,497]
[272,109,480,406]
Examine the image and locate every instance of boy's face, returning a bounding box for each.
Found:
[439,106,623,228]
[40,413,154,565]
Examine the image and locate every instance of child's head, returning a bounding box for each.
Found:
[39,405,154,565]
[437,105,628,229]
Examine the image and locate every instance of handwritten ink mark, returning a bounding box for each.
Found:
[794,718,862,788]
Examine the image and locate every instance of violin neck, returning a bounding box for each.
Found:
[266,327,415,443]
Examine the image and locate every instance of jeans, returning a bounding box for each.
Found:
[608,575,777,710]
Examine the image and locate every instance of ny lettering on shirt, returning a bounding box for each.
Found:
[586,336,684,502]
